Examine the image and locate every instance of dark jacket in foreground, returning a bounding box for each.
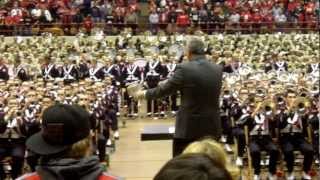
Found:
[146,55,223,139]
[17,156,121,180]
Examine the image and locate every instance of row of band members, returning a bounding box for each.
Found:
[1,80,318,179]
[219,90,319,180]
[0,57,319,179]
[0,55,319,82]
[0,54,318,116]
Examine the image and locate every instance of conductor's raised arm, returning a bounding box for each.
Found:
[146,65,184,100]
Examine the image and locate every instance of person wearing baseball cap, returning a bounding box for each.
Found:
[18,104,121,180]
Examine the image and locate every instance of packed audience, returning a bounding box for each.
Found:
[0,32,319,179]
[0,0,139,35]
[0,0,319,35]
[149,0,319,33]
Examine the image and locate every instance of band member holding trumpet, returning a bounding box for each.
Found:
[249,99,279,180]
[278,97,313,180]
[0,99,26,179]
[0,56,9,81]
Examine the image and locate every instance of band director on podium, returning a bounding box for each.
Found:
[128,38,223,157]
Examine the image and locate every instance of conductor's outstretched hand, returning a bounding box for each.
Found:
[127,83,146,100]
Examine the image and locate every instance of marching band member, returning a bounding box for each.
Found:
[249,99,279,180]
[103,58,116,78]
[78,55,90,79]
[13,58,29,81]
[220,89,235,153]
[93,90,110,164]
[124,57,142,117]
[41,56,60,81]
[89,59,105,81]
[162,56,178,115]
[278,97,313,180]
[0,56,9,81]
[21,94,42,172]
[273,54,288,73]
[231,94,255,167]
[308,94,319,164]
[0,99,26,179]
[306,57,319,76]
[104,78,120,140]
[144,54,163,117]
[62,58,79,84]
[114,55,128,88]
[263,56,273,73]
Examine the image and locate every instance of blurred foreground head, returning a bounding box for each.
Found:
[183,139,240,180]
[154,153,232,180]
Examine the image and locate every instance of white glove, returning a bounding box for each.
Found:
[133,89,146,100]
[127,83,146,100]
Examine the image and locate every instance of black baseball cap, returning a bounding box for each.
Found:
[26,104,90,155]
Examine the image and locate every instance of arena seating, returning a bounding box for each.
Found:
[0,0,319,35]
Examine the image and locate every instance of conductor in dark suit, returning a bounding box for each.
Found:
[128,38,223,156]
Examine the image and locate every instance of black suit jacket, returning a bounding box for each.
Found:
[146,56,223,139]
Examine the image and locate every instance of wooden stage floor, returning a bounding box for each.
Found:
[108,118,174,180]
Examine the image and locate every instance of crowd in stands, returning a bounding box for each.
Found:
[149,0,319,33]
[0,0,319,35]
[0,0,139,35]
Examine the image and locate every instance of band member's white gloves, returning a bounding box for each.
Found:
[127,83,146,100]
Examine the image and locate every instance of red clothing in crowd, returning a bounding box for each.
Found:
[226,0,237,8]
[177,13,190,27]
[114,7,126,17]
[260,0,273,10]
[20,0,36,8]
[305,2,315,14]
[287,0,300,12]
[83,17,93,32]
[116,0,125,7]
[241,11,252,22]
[263,13,274,23]
[195,0,204,9]
[251,12,262,23]
[263,13,274,28]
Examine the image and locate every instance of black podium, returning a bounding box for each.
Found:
[141,125,175,141]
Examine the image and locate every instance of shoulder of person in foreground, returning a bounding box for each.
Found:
[17,172,123,180]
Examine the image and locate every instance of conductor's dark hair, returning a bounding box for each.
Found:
[154,153,233,180]
[187,38,206,55]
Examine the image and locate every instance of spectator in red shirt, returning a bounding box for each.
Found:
[240,7,252,29]
[83,15,93,35]
[176,11,190,33]
[305,1,316,27]
[10,1,23,25]
[263,12,275,30]
[251,8,262,31]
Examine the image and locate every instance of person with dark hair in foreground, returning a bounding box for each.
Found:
[17,104,121,180]
[154,153,233,180]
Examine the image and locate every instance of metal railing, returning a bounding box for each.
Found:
[0,21,318,36]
